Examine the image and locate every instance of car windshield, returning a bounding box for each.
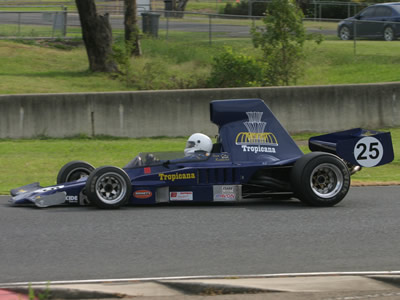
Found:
[390,5,400,14]
[359,7,375,17]
[124,152,210,168]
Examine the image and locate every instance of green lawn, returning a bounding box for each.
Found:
[299,40,400,85]
[2,37,400,93]
[0,137,187,194]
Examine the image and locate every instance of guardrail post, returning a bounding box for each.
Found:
[314,3,316,21]
[63,6,67,38]
[52,13,55,38]
[18,12,21,36]
[347,3,350,18]
[353,20,357,56]
[248,0,252,17]
[319,3,322,21]
[209,14,212,46]
[166,13,169,40]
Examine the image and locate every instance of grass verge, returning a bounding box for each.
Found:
[2,34,400,93]
[0,137,187,194]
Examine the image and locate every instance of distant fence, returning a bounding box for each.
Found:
[0,5,398,51]
[0,8,67,38]
[0,8,334,43]
[309,1,369,19]
[0,8,263,41]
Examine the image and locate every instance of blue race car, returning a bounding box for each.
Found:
[9,99,394,208]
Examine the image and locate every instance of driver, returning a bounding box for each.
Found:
[184,133,213,157]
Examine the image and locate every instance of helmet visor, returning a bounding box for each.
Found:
[185,141,196,149]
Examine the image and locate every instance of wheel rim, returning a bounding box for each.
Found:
[67,168,91,182]
[95,172,127,205]
[310,163,343,199]
[384,28,393,41]
[340,27,349,40]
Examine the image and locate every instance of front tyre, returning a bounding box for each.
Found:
[85,166,132,209]
[57,160,95,184]
[291,152,350,207]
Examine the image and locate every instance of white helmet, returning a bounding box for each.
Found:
[184,133,213,156]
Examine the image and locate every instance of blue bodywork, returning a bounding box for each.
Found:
[9,99,394,207]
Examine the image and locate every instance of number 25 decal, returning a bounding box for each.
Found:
[354,137,383,167]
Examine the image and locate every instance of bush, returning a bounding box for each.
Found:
[207,47,263,88]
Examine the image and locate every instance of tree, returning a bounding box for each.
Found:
[167,0,189,15]
[75,0,118,72]
[175,0,189,12]
[251,0,306,86]
[124,0,142,56]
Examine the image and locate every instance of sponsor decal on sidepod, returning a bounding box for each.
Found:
[134,190,153,199]
[170,192,193,201]
[159,173,196,182]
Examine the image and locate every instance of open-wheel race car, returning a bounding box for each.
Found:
[9,99,394,208]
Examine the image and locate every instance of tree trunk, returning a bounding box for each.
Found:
[176,0,189,11]
[124,0,142,56]
[75,0,118,72]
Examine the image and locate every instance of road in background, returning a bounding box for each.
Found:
[0,11,337,40]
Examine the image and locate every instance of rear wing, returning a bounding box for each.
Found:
[210,99,303,165]
[309,128,394,167]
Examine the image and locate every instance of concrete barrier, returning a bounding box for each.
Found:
[1,82,400,138]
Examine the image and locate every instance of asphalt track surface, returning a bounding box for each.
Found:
[0,185,399,284]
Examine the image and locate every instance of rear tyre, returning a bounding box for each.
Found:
[291,152,350,207]
[85,166,132,209]
[339,26,351,40]
[57,161,95,184]
[384,26,395,41]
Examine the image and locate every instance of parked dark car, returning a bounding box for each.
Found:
[338,2,400,41]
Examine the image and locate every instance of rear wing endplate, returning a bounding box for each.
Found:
[309,128,394,167]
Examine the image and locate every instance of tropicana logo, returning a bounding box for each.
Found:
[158,173,196,181]
[235,111,278,146]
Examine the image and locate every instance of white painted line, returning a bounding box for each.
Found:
[1,271,400,287]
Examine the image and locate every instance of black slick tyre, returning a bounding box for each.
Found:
[57,160,95,184]
[85,166,132,209]
[291,152,350,207]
